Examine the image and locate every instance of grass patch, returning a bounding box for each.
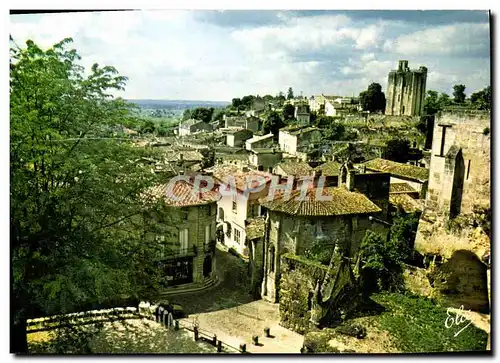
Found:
[371,292,487,352]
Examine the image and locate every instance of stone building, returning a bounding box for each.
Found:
[213,164,273,257]
[224,128,254,147]
[224,115,260,133]
[278,125,322,156]
[248,148,284,172]
[385,60,427,116]
[425,110,490,216]
[245,133,275,151]
[363,157,429,199]
[259,165,390,304]
[294,103,311,125]
[178,119,213,136]
[142,179,219,289]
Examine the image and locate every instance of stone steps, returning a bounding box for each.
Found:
[157,276,220,298]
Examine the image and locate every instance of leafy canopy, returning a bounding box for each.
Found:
[10,37,172,352]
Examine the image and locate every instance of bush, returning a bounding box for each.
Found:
[373,292,488,352]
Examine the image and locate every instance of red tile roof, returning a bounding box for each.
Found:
[212,164,273,192]
[260,185,381,216]
[143,179,220,207]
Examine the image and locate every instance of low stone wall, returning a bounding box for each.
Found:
[279,254,328,334]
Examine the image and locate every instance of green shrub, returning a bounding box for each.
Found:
[373,292,488,352]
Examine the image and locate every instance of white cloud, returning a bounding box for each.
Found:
[9,11,491,101]
[389,22,490,56]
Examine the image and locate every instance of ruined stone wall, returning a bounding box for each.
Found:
[426,111,490,215]
[279,254,328,334]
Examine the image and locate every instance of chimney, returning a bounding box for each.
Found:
[346,169,355,191]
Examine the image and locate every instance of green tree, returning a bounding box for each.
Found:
[423,90,440,115]
[323,123,346,141]
[240,95,255,110]
[141,119,156,134]
[10,38,171,353]
[287,87,294,100]
[262,111,285,139]
[191,107,214,123]
[359,83,386,113]
[385,138,411,163]
[452,84,466,104]
[182,109,192,121]
[282,103,295,122]
[470,86,491,111]
[231,97,242,109]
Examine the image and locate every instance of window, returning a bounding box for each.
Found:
[234,228,241,244]
[182,209,189,220]
[179,229,188,251]
[206,205,212,217]
[232,194,237,213]
[205,224,211,244]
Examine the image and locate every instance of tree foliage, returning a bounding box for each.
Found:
[262,111,285,139]
[359,83,386,113]
[287,87,294,100]
[385,138,411,163]
[359,213,419,295]
[10,38,171,353]
[470,86,491,111]
[282,103,295,122]
[190,107,214,123]
[452,84,466,104]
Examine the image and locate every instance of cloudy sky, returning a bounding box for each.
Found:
[10,10,491,101]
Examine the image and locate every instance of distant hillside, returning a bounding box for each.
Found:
[126,99,230,110]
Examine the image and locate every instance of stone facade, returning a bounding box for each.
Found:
[248,149,284,172]
[225,129,253,147]
[278,126,322,155]
[385,60,427,116]
[178,119,213,136]
[245,133,275,151]
[156,202,217,288]
[425,111,490,216]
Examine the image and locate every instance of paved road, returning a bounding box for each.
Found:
[172,248,255,315]
[181,300,304,354]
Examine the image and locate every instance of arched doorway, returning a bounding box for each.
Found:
[203,256,212,278]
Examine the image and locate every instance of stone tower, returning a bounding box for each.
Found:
[385,60,427,116]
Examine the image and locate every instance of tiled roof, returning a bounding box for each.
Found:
[260,186,381,216]
[246,133,274,144]
[275,161,313,176]
[389,194,423,213]
[245,216,266,240]
[212,164,273,192]
[143,179,220,207]
[389,183,418,194]
[164,149,204,162]
[251,148,282,154]
[363,158,429,182]
[314,161,342,176]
